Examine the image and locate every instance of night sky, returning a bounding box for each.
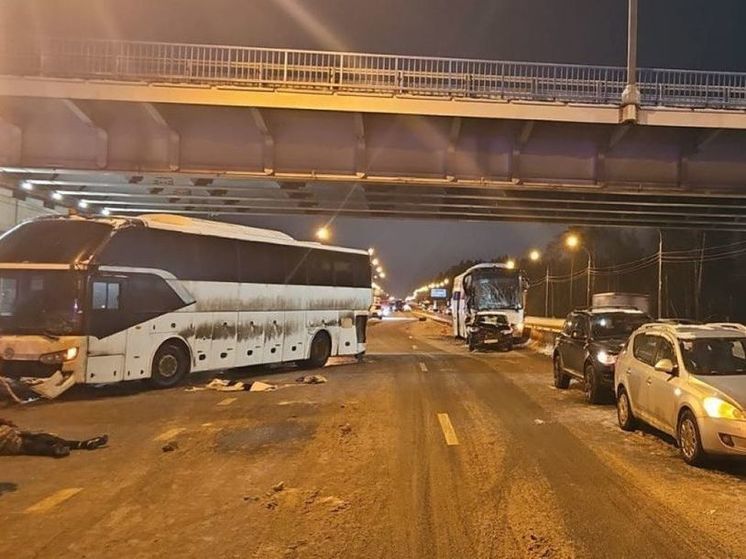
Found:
[3,0,746,295]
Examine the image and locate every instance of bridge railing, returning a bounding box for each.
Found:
[1,37,745,109]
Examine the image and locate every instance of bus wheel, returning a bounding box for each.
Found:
[298,332,331,370]
[150,341,190,388]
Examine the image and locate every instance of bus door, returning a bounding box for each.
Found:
[87,275,127,383]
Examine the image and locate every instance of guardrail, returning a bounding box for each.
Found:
[524,317,565,333]
[1,37,745,109]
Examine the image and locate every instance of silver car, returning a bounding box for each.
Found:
[615,322,746,466]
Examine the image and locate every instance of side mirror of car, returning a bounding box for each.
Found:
[654,358,677,375]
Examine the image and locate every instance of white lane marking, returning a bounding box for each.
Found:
[419,362,428,372]
[217,397,237,407]
[153,427,186,442]
[26,488,83,513]
[437,413,460,446]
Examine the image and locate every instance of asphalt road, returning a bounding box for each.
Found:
[2,315,746,558]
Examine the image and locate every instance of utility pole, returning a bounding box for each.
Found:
[657,230,663,318]
[621,0,640,122]
[544,264,550,317]
[569,255,574,312]
[585,249,592,308]
[695,231,706,320]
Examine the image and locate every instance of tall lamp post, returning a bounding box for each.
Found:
[621,0,641,120]
[566,234,593,308]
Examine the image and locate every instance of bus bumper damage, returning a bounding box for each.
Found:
[0,336,86,400]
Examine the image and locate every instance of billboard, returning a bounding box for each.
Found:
[430,288,448,299]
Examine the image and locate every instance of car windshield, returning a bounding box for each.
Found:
[679,337,746,376]
[469,271,522,311]
[591,312,649,339]
[0,270,85,335]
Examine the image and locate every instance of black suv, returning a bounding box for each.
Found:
[553,308,651,403]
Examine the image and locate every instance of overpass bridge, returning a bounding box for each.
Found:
[1,38,746,230]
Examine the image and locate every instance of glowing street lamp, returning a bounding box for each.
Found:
[443,278,449,285]
[368,247,375,255]
[529,249,541,262]
[380,272,386,279]
[376,266,383,274]
[371,258,380,266]
[506,259,516,270]
[315,226,331,242]
[565,234,579,249]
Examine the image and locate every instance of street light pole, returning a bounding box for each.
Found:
[658,229,663,318]
[621,0,641,119]
[544,263,550,317]
[585,248,593,308]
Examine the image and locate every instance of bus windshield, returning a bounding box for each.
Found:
[470,270,522,311]
[0,270,84,335]
[0,220,112,263]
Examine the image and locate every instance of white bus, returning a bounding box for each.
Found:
[0,214,371,390]
[451,263,529,343]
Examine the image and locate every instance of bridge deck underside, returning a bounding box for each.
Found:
[1,97,746,230]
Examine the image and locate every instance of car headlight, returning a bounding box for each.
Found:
[40,347,79,365]
[596,350,617,366]
[703,397,745,420]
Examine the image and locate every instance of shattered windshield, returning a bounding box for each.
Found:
[0,270,85,335]
[679,337,746,376]
[469,271,522,311]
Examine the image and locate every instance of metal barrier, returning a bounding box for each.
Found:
[1,37,745,109]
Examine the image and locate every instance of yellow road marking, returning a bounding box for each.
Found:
[153,427,186,442]
[25,488,82,513]
[419,362,428,372]
[217,397,237,407]
[437,413,460,446]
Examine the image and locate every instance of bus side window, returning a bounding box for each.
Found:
[333,256,354,287]
[92,281,120,310]
[308,250,334,285]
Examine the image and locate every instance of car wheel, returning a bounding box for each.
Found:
[467,334,476,352]
[553,354,570,389]
[298,331,332,370]
[616,387,637,431]
[150,341,190,388]
[678,410,707,467]
[584,363,603,405]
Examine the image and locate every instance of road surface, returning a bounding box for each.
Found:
[1,315,745,558]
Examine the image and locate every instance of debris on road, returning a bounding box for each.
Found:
[272,481,285,492]
[161,441,179,452]
[340,423,352,436]
[296,374,327,385]
[206,379,251,392]
[533,419,546,425]
[250,381,277,392]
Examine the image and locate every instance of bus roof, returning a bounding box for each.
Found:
[453,262,516,281]
[35,214,367,255]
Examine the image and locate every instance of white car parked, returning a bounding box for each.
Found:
[615,322,746,466]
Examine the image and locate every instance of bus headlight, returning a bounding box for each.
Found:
[703,397,745,420]
[40,347,79,365]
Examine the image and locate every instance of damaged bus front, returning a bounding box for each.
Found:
[0,219,113,398]
[451,263,529,347]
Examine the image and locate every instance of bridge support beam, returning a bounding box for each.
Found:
[353,113,366,178]
[250,108,274,175]
[141,103,180,171]
[443,117,462,181]
[595,124,632,185]
[62,99,108,169]
[0,115,22,166]
[510,121,534,184]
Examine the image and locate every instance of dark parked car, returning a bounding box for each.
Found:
[553,307,651,403]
